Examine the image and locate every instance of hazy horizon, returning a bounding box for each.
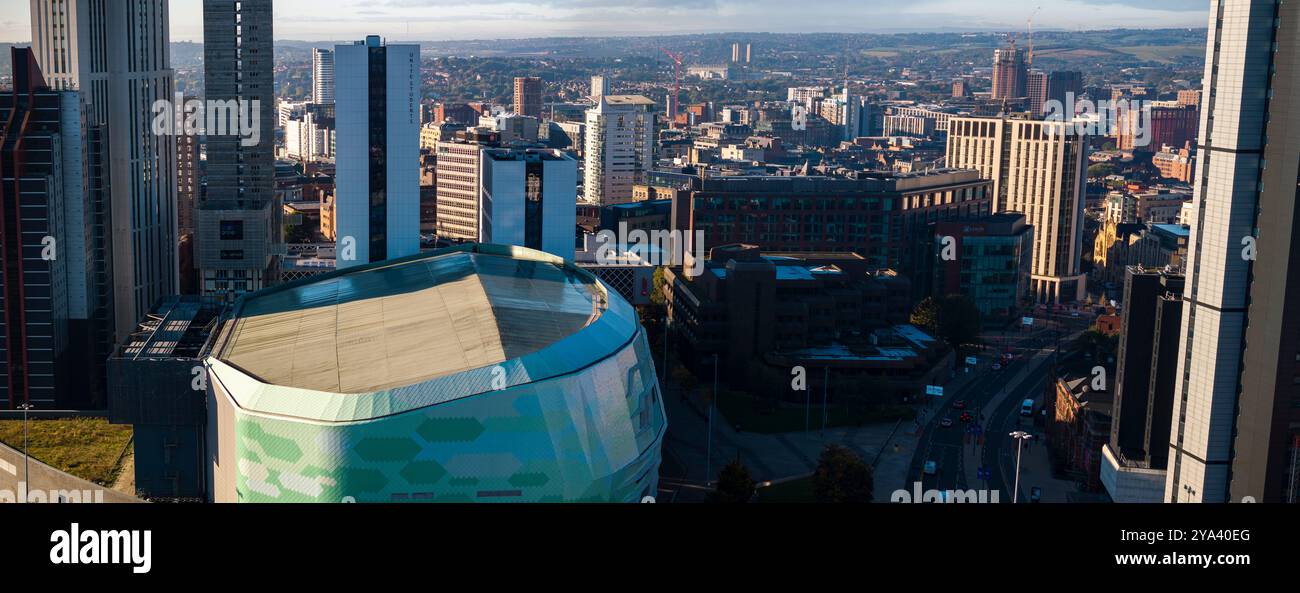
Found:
[0,0,1209,44]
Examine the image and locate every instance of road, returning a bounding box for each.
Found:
[906,312,1093,502]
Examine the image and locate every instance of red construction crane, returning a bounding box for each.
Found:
[660,47,683,124]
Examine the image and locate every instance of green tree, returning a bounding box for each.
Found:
[911,295,981,350]
[1087,163,1116,179]
[650,266,669,307]
[712,457,756,503]
[910,296,940,334]
[1074,326,1119,361]
[812,444,873,503]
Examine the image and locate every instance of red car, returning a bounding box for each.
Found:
[959,412,973,423]
[953,400,966,410]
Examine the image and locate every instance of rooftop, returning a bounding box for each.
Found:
[599,94,657,106]
[217,246,609,395]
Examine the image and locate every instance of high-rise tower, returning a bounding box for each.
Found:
[195,0,277,297]
[1167,0,1300,503]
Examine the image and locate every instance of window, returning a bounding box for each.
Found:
[220,220,244,240]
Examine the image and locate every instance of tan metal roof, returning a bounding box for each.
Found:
[601,94,656,106]
[219,250,600,394]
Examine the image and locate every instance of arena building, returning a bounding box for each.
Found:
[205,244,665,502]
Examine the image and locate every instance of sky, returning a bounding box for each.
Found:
[0,0,1209,43]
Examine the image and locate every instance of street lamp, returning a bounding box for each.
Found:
[18,403,33,503]
[1009,430,1034,503]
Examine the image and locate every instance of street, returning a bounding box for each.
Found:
[906,313,1092,502]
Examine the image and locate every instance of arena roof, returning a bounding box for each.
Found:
[208,244,641,422]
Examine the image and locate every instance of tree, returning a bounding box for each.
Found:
[1087,162,1116,179]
[812,444,874,503]
[650,266,669,307]
[911,294,981,351]
[711,457,756,503]
[910,296,940,334]
[1074,326,1119,361]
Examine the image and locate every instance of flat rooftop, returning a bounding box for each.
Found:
[600,94,656,106]
[219,249,602,394]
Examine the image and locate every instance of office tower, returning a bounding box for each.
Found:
[0,48,103,409]
[480,148,578,260]
[29,0,176,341]
[312,48,335,105]
[334,36,420,268]
[177,125,200,294]
[1027,71,1048,116]
[513,76,543,119]
[1117,104,1199,153]
[732,43,741,62]
[583,95,657,205]
[786,86,826,108]
[479,112,540,145]
[881,114,935,137]
[660,169,992,269]
[952,79,969,98]
[820,87,870,140]
[1103,268,1185,502]
[932,214,1034,323]
[1167,0,1299,503]
[195,0,276,297]
[1177,89,1202,108]
[434,102,478,125]
[991,42,1027,101]
[419,149,437,235]
[435,128,499,242]
[947,116,1088,303]
[1046,71,1084,109]
[590,75,610,100]
[284,103,336,163]
[746,43,752,64]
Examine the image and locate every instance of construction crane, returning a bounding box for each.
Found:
[660,47,684,125]
[1027,5,1042,67]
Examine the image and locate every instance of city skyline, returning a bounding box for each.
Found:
[2,0,1209,43]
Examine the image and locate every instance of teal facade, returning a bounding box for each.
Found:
[206,244,666,503]
[221,333,663,502]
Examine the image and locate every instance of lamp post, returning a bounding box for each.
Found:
[18,403,33,503]
[1010,430,1034,503]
